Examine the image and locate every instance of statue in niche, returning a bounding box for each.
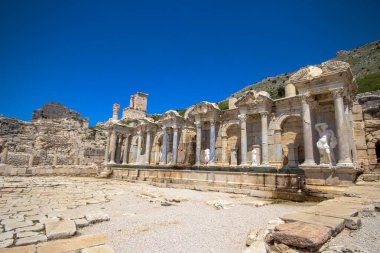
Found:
[251,149,257,166]
[315,123,337,166]
[204,149,210,164]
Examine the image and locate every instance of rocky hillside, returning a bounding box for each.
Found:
[230,40,380,100]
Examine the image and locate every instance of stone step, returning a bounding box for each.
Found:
[280,212,345,235]
[362,173,380,182]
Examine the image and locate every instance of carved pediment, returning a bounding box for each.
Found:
[321,60,350,73]
[160,110,181,121]
[234,90,272,107]
[186,102,220,118]
[289,66,323,83]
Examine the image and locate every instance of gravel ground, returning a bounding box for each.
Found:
[65,180,311,253]
[324,214,380,253]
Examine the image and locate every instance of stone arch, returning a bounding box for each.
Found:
[270,113,302,131]
[280,115,304,167]
[225,123,241,165]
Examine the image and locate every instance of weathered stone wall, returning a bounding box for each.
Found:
[0,111,107,168]
[355,92,380,172]
[32,102,83,122]
[122,108,146,120]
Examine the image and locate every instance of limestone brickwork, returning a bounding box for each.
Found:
[0,103,107,168]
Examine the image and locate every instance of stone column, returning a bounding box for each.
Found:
[109,129,118,164]
[301,95,316,166]
[122,134,130,165]
[145,131,151,165]
[74,157,80,165]
[239,114,248,166]
[28,154,34,167]
[260,112,269,166]
[160,127,168,165]
[195,121,202,166]
[221,135,228,164]
[333,89,353,166]
[1,146,8,164]
[172,125,179,165]
[136,131,142,164]
[209,120,216,165]
[104,131,111,163]
[112,103,120,121]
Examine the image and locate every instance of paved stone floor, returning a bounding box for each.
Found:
[0,176,311,252]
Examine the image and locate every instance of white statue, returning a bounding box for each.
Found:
[204,149,210,164]
[315,123,337,166]
[252,149,257,166]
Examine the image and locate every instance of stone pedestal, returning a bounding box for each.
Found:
[28,154,34,167]
[230,149,238,166]
[287,143,298,168]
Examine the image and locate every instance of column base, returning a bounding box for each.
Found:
[337,162,354,167]
[159,162,167,166]
[108,161,116,165]
[122,162,128,165]
[301,160,316,166]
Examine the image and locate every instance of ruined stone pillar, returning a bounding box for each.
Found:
[1,146,8,164]
[145,131,151,165]
[333,89,353,166]
[109,129,117,164]
[104,131,111,163]
[260,112,269,166]
[160,127,168,165]
[122,134,130,165]
[28,154,34,167]
[195,121,202,166]
[209,120,216,165]
[136,131,142,164]
[172,126,179,165]
[74,157,80,165]
[301,95,316,166]
[239,114,248,166]
[112,103,120,121]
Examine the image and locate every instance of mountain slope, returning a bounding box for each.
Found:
[229,40,380,101]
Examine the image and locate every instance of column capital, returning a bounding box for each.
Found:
[331,88,344,99]
[301,93,313,103]
[172,125,179,130]
[238,114,247,122]
[194,121,202,128]
[209,120,216,126]
[260,111,269,118]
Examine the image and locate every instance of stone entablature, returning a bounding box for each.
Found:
[101,60,370,186]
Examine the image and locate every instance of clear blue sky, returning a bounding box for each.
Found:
[1,0,379,125]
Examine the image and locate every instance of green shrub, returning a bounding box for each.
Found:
[357,73,380,93]
[217,100,229,110]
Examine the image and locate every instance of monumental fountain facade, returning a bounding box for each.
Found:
[103,60,367,194]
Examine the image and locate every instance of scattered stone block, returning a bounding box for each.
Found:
[272,222,332,250]
[36,234,108,253]
[242,240,267,253]
[246,227,262,246]
[74,218,89,228]
[0,231,14,241]
[45,220,76,240]
[1,216,24,225]
[15,223,44,233]
[15,234,47,246]
[81,245,115,253]
[17,231,41,238]
[85,213,110,224]
[0,238,14,248]
[5,220,33,231]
